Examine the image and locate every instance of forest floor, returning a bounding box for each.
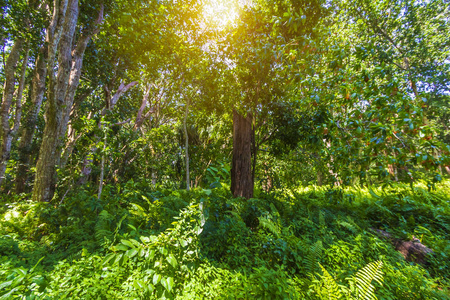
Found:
[1,181,449,299]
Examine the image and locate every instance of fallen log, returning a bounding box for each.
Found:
[372,228,433,265]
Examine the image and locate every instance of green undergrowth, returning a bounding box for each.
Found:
[1,180,449,299]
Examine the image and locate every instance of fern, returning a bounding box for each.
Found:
[95,210,114,245]
[316,261,384,300]
[319,210,326,228]
[368,188,382,199]
[352,261,383,300]
[371,201,395,217]
[258,216,280,237]
[305,240,323,276]
[319,210,327,236]
[336,216,360,234]
[319,264,343,300]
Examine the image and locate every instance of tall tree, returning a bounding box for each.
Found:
[15,1,62,192]
[32,0,103,201]
[0,39,26,185]
[224,0,326,197]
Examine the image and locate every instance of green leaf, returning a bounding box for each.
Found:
[121,239,135,248]
[0,280,13,290]
[153,273,161,285]
[166,254,177,268]
[166,277,174,293]
[102,253,116,265]
[353,261,383,300]
[147,249,155,260]
[0,288,17,299]
[114,253,124,265]
[368,189,381,199]
[126,248,138,258]
[159,247,168,256]
[30,257,45,273]
[115,244,129,251]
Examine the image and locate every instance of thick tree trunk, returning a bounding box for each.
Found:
[0,38,25,186]
[231,109,253,199]
[11,49,30,141]
[15,0,64,193]
[33,1,104,201]
[33,0,103,201]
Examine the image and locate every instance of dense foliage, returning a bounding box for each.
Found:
[1,181,449,299]
[1,0,449,298]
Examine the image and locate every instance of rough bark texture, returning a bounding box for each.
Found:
[33,0,93,202]
[231,109,253,199]
[134,87,150,131]
[33,1,104,201]
[16,46,48,193]
[16,0,65,193]
[0,38,25,186]
[4,49,30,182]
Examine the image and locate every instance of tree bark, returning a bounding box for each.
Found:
[97,133,106,199]
[183,96,190,191]
[0,38,25,186]
[231,109,253,199]
[15,50,46,190]
[16,1,64,193]
[133,85,150,131]
[32,0,79,202]
[32,0,102,202]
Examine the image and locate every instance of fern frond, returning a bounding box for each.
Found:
[95,210,114,244]
[354,261,383,300]
[373,202,395,216]
[319,264,343,300]
[336,217,359,234]
[319,210,326,228]
[258,216,280,237]
[305,240,323,276]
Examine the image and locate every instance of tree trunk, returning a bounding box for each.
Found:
[317,170,324,186]
[231,109,253,199]
[33,0,102,201]
[5,48,30,182]
[184,96,190,191]
[0,38,25,186]
[98,133,106,199]
[251,122,257,187]
[16,46,48,192]
[15,0,63,193]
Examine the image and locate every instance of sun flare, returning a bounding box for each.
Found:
[203,0,240,28]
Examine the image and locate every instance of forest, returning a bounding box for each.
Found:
[0,0,449,298]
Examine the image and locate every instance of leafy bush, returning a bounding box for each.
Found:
[1,181,449,299]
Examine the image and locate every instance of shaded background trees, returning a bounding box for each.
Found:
[0,0,448,201]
